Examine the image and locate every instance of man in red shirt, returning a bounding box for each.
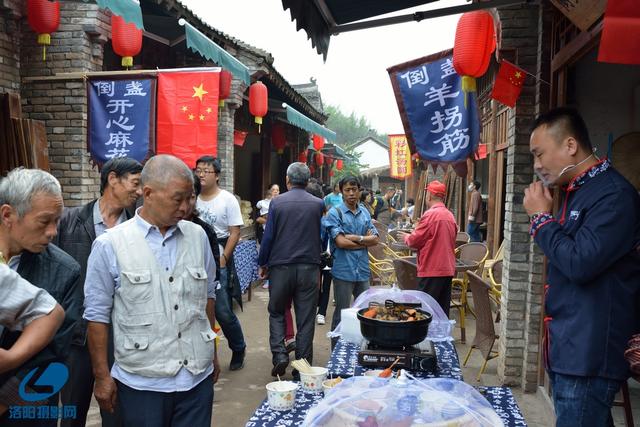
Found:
[399,181,457,316]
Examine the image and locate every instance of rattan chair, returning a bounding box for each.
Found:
[463,271,500,381]
[372,220,388,244]
[393,257,418,291]
[368,243,396,286]
[450,242,489,342]
[487,259,503,322]
[456,231,471,248]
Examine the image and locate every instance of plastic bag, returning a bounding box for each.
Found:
[328,285,454,344]
[302,374,503,427]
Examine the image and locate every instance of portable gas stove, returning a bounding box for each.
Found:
[358,340,438,373]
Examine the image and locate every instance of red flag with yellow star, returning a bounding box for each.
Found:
[490,60,526,108]
[157,71,220,167]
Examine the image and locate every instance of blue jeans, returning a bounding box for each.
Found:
[549,371,620,427]
[215,267,246,352]
[466,222,482,242]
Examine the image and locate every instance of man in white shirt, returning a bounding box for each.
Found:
[195,156,246,371]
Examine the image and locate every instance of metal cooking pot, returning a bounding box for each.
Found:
[357,300,432,348]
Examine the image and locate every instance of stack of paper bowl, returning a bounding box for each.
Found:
[265,381,297,411]
[299,367,328,393]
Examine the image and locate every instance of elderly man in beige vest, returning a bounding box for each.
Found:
[84,155,219,427]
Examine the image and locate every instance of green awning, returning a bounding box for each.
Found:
[180,20,251,85]
[284,103,336,142]
[95,0,144,29]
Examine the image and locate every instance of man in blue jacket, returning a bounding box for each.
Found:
[524,107,640,426]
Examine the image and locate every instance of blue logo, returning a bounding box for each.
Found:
[18,362,69,402]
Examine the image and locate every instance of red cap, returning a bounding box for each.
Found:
[426,180,446,198]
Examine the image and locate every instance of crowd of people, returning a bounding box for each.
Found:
[0,108,638,427]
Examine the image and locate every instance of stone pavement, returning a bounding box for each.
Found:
[85,283,639,426]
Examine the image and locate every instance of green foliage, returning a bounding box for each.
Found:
[325,104,387,180]
[325,105,386,148]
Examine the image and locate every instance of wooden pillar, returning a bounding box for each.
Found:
[486,100,499,255]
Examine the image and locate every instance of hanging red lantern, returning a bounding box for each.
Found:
[249,81,268,132]
[336,159,343,170]
[218,69,232,107]
[271,122,287,154]
[325,156,333,166]
[309,165,316,175]
[315,152,324,166]
[111,15,143,68]
[329,169,335,177]
[312,134,325,151]
[298,150,308,163]
[27,0,60,61]
[453,11,496,102]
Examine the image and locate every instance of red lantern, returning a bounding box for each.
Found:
[453,11,496,98]
[329,169,335,177]
[249,81,268,132]
[315,152,324,166]
[218,69,232,107]
[298,150,308,163]
[271,122,287,154]
[312,134,325,151]
[111,15,143,68]
[336,159,343,170]
[325,156,333,166]
[309,165,316,175]
[27,0,60,61]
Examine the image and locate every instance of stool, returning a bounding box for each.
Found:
[612,381,634,427]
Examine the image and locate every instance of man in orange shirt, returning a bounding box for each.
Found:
[399,181,457,316]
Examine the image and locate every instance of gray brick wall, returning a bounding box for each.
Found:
[19,2,108,206]
[0,3,21,93]
[496,3,547,388]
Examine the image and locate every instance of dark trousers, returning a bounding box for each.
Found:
[317,270,332,316]
[60,328,121,427]
[418,276,453,317]
[268,264,319,364]
[215,266,246,353]
[116,374,213,427]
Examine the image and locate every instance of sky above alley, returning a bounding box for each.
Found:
[180,0,463,136]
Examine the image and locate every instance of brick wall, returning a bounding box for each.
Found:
[496,3,547,388]
[0,2,20,93]
[20,2,108,206]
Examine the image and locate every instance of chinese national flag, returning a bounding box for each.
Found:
[598,0,640,65]
[490,60,526,108]
[157,71,220,168]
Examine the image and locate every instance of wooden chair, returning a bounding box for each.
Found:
[450,242,489,342]
[393,258,418,291]
[612,381,635,427]
[463,271,500,381]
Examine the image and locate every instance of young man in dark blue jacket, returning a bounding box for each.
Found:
[524,107,640,427]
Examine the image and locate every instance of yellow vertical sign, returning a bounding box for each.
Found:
[388,134,413,179]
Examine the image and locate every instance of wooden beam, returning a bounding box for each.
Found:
[551,20,603,72]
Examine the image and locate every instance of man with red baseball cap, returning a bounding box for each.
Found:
[398,180,457,315]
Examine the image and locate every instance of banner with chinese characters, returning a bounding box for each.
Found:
[88,78,155,165]
[388,49,480,176]
[388,134,412,179]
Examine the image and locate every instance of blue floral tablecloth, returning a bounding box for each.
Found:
[326,339,463,380]
[245,385,527,426]
[233,239,259,294]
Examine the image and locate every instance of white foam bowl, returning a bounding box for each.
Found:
[299,367,328,393]
[265,380,297,411]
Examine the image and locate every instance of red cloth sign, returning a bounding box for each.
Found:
[233,130,248,147]
[156,71,220,168]
[598,0,640,65]
[490,60,525,108]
